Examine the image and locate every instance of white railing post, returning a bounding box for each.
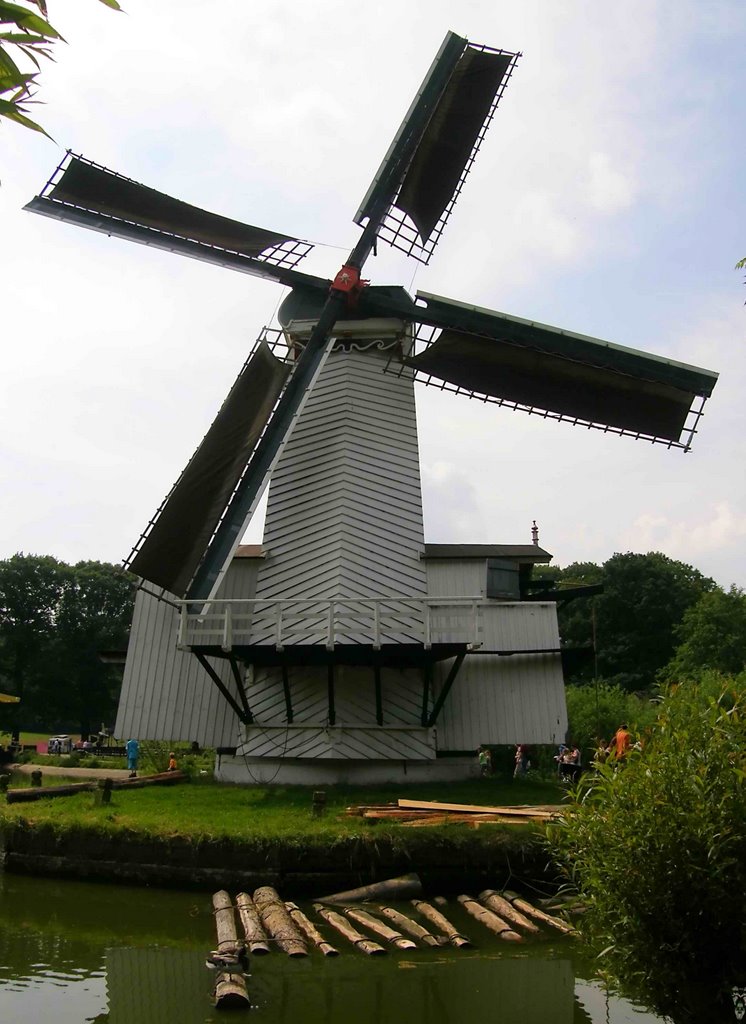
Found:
[177,603,187,647]
[424,601,432,649]
[373,600,381,650]
[275,603,284,652]
[222,603,233,652]
[471,599,481,649]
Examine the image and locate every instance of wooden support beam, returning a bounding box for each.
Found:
[327,663,336,726]
[281,663,294,724]
[194,652,249,724]
[374,664,383,725]
[227,653,253,724]
[420,662,432,726]
[426,651,466,727]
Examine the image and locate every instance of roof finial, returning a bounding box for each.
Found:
[531,520,539,546]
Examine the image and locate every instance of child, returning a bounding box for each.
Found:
[167,751,177,772]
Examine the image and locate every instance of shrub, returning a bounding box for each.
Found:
[564,680,657,763]
[548,681,746,1022]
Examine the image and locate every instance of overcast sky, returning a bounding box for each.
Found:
[1,0,744,588]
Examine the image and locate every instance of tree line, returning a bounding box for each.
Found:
[535,551,746,755]
[0,554,134,740]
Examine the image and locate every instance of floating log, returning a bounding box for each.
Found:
[313,904,386,955]
[344,908,416,950]
[503,891,578,936]
[377,905,440,946]
[457,895,523,942]
[285,902,339,956]
[253,886,308,957]
[212,890,244,959]
[211,890,249,1009]
[236,892,270,955]
[411,899,471,948]
[479,889,541,935]
[397,798,558,820]
[315,872,422,905]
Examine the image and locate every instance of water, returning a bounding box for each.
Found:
[0,874,663,1024]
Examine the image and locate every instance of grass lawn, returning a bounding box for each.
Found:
[0,774,565,843]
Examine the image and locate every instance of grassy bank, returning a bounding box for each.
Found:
[0,775,563,843]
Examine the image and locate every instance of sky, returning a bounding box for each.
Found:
[1,0,744,589]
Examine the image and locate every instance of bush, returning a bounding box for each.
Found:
[564,680,657,763]
[548,680,746,1022]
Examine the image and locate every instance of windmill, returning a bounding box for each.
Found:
[27,32,717,783]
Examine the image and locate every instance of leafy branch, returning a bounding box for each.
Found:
[0,0,121,137]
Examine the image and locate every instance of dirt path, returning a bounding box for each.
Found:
[10,763,135,781]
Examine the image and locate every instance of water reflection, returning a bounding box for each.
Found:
[0,875,662,1024]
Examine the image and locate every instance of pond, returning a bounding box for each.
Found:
[0,874,664,1024]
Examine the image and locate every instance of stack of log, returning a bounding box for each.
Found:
[208,879,578,1003]
[344,798,561,826]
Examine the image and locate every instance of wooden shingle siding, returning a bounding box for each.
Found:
[115,560,259,745]
[241,726,435,760]
[255,347,427,606]
[432,604,567,748]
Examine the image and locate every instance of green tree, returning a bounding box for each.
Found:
[549,679,746,1022]
[662,585,746,682]
[0,552,66,736]
[542,553,715,691]
[1,0,120,136]
[47,560,134,737]
[0,553,134,737]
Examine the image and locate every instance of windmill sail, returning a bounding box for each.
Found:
[25,153,314,278]
[127,338,291,597]
[355,33,518,263]
[401,292,718,448]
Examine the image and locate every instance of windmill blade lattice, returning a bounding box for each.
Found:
[25,152,315,280]
[376,290,718,450]
[355,33,519,264]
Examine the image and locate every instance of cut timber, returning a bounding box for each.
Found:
[411,900,471,948]
[397,798,557,819]
[236,892,270,955]
[457,895,523,942]
[479,890,541,935]
[315,872,422,904]
[211,890,249,1009]
[378,905,440,946]
[285,902,339,956]
[313,904,386,955]
[253,886,308,957]
[503,891,578,936]
[344,908,417,950]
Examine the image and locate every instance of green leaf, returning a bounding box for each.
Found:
[0,104,51,136]
[96,0,123,9]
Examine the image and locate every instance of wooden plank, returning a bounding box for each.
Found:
[397,798,558,818]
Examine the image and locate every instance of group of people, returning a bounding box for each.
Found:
[125,738,178,778]
[555,743,582,783]
[476,743,533,778]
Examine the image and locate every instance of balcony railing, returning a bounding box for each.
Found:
[176,596,495,653]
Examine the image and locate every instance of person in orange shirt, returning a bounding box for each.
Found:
[610,724,631,760]
[167,752,177,772]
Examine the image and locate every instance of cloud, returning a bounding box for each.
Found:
[587,153,636,213]
[623,503,746,570]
